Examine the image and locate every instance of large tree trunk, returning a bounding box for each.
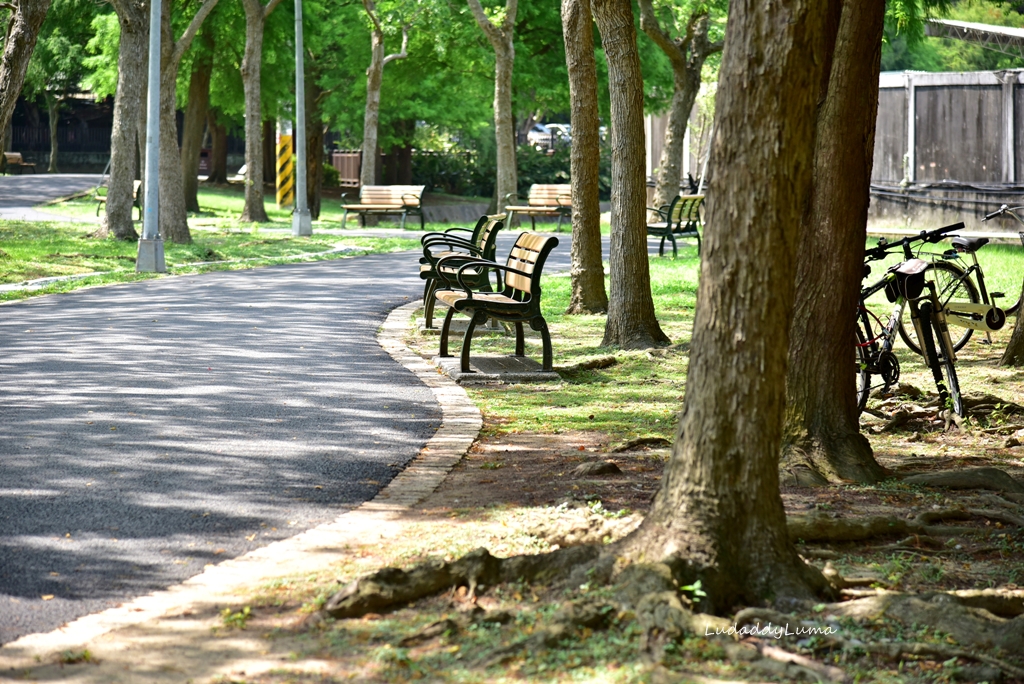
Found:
[637,5,722,209]
[593,0,669,349]
[561,0,607,315]
[206,111,227,183]
[782,0,887,485]
[0,0,51,151]
[1001,278,1024,365]
[182,32,214,213]
[103,0,147,241]
[618,0,834,611]
[359,22,384,187]
[239,0,273,222]
[467,0,518,209]
[45,93,60,173]
[156,0,219,244]
[306,81,324,220]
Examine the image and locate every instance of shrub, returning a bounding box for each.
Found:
[322,163,340,188]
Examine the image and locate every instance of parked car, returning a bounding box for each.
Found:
[527,123,571,149]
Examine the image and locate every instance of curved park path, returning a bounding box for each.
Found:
[0,255,445,644]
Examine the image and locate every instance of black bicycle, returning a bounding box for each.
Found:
[856,223,965,418]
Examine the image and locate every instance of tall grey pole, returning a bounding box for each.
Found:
[137,0,166,271]
[291,0,312,236]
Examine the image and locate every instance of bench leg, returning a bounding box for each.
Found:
[531,317,553,372]
[514,321,525,357]
[400,212,407,231]
[341,208,348,228]
[530,215,536,232]
[696,232,702,257]
[668,234,677,259]
[419,212,425,230]
[423,279,438,329]
[439,308,457,358]
[461,310,487,372]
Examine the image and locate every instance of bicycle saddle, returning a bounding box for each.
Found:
[952,236,989,253]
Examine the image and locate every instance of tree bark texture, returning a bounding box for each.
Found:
[782,0,887,485]
[467,0,518,209]
[1001,278,1024,365]
[0,0,51,152]
[306,80,325,219]
[206,111,227,183]
[637,3,722,209]
[182,31,214,213]
[618,0,833,611]
[561,0,608,315]
[358,3,407,188]
[157,0,219,244]
[45,93,59,173]
[592,0,668,349]
[239,0,284,222]
[104,0,147,241]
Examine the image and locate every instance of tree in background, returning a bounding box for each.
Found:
[24,0,97,173]
[181,27,216,212]
[467,0,518,211]
[782,0,888,486]
[561,0,607,315]
[593,0,669,349]
[0,0,52,173]
[637,0,723,209]
[239,0,285,222]
[100,0,146,241]
[1002,279,1024,365]
[156,0,219,244]
[618,0,836,609]
[358,0,408,187]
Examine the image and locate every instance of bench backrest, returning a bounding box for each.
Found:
[477,214,504,261]
[503,233,559,298]
[4,152,24,164]
[663,194,703,229]
[527,184,571,207]
[359,185,425,206]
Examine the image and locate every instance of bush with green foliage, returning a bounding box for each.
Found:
[323,163,340,188]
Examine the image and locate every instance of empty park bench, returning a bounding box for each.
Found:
[646,194,704,257]
[420,214,505,329]
[95,180,143,220]
[3,152,36,174]
[504,184,572,231]
[340,184,425,229]
[434,232,559,372]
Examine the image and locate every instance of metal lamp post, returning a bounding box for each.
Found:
[292,0,312,236]
[137,0,166,272]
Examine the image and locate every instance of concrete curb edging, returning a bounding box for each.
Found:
[0,300,481,674]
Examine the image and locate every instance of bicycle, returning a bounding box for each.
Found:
[893,210,1022,355]
[857,223,965,418]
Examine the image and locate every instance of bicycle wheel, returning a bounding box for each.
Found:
[917,301,965,418]
[855,320,871,413]
[898,260,979,354]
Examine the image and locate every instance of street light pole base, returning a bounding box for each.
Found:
[292,209,312,236]
[136,237,166,273]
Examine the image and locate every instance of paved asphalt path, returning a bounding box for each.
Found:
[0,255,448,644]
[0,174,102,221]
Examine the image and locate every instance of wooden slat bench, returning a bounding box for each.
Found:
[340,184,425,230]
[646,194,704,257]
[504,184,572,232]
[95,180,143,220]
[3,152,36,174]
[420,214,505,328]
[434,232,559,372]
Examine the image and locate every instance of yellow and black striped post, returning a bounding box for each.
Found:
[276,121,295,209]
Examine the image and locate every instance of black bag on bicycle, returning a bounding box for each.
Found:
[884,258,928,303]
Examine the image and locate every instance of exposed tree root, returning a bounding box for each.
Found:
[901,467,1024,494]
[787,504,1024,544]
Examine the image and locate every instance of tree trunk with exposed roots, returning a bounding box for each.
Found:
[617,0,835,612]
[593,0,669,350]
[103,0,146,241]
[782,0,887,486]
[562,0,608,315]
[468,0,518,210]
[636,2,722,210]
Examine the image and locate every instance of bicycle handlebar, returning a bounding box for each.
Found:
[982,204,1008,221]
[863,222,964,261]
